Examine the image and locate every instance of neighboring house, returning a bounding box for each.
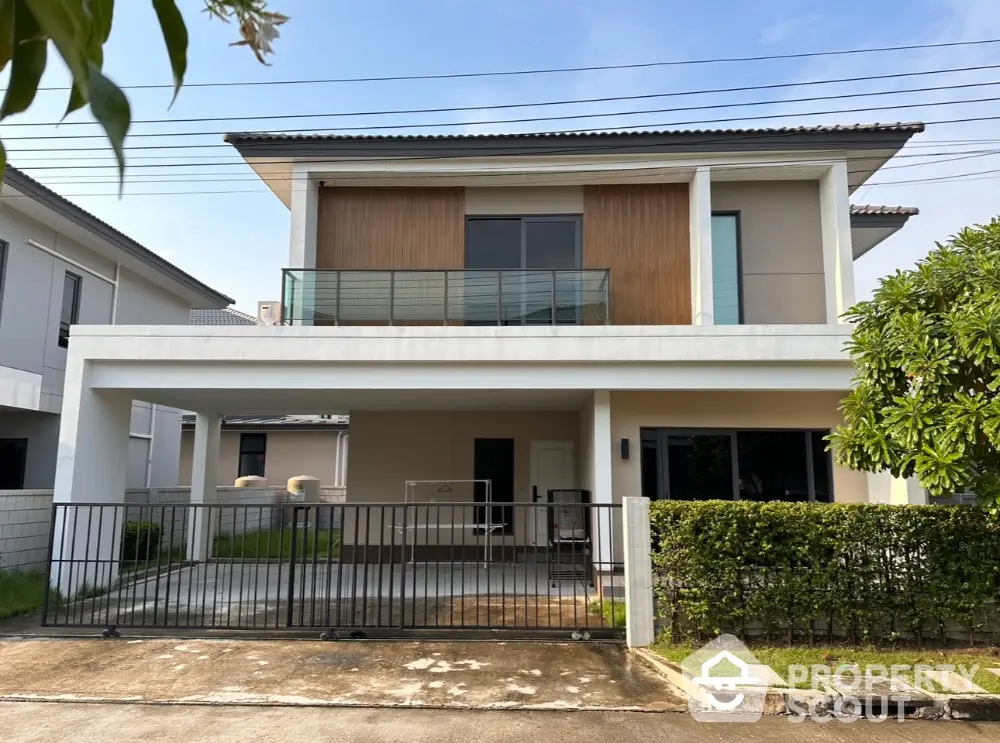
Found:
[0,166,232,489]
[190,307,259,326]
[178,414,349,488]
[55,124,922,522]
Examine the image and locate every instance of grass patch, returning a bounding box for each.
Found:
[0,570,47,620]
[652,640,1000,693]
[213,527,341,560]
[588,599,626,629]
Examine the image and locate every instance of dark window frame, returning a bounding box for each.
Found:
[0,239,8,327]
[464,214,583,270]
[710,211,744,325]
[58,271,82,349]
[640,427,834,502]
[237,432,267,478]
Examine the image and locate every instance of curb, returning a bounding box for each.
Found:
[630,647,1000,722]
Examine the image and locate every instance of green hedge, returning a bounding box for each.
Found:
[649,501,1000,645]
[121,521,162,563]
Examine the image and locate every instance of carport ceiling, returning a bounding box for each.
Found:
[132,388,592,414]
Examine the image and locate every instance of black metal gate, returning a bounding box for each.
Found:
[42,501,623,639]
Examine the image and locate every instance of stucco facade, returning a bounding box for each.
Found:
[179,428,348,489]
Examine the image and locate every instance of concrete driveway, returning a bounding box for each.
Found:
[2,703,999,743]
[0,638,679,711]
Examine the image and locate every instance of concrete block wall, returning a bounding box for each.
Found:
[0,491,54,573]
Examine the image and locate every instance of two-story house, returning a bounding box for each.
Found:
[48,124,920,600]
[0,167,232,490]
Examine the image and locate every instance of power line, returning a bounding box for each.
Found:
[28,148,1000,185]
[14,37,1000,92]
[11,137,998,166]
[1,131,951,169]
[12,62,1000,129]
[6,83,1000,143]
[6,124,990,174]
[4,163,997,198]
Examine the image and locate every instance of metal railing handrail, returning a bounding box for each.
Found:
[280,267,611,327]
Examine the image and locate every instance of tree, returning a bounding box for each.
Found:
[0,0,288,184]
[830,217,1000,508]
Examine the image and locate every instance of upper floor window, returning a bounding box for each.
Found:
[466,216,580,269]
[711,213,742,325]
[0,240,8,326]
[238,433,267,477]
[58,271,82,348]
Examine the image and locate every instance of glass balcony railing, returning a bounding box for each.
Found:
[281,269,611,326]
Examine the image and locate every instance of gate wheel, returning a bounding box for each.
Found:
[101,627,121,639]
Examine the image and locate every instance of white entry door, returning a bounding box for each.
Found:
[530,441,576,547]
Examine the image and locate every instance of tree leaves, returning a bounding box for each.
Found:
[87,62,131,186]
[0,1,287,188]
[834,217,1000,509]
[151,0,188,105]
[0,2,48,119]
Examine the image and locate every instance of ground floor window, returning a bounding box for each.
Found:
[639,428,833,502]
[238,433,267,478]
[0,438,27,489]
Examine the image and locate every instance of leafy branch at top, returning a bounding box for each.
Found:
[0,0,288,189]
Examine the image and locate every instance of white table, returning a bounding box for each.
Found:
[393,522,507,564]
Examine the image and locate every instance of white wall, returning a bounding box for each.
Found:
[0,209,202,493]
[0,410,60,489]
[115,267,191,325]
[0,205,114,412]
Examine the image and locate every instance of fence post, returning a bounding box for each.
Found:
[622,496,654,648]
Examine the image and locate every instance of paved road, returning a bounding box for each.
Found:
[2,702,998,742]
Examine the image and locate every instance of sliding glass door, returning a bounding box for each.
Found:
[640,428,833,502]
[465,216,581,325]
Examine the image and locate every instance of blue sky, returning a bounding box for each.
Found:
[2,0,999,311]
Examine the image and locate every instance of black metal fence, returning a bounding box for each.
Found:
[43,502,623,639]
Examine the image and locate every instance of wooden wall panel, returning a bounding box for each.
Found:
[316,187,465,269]
[583,184,691,325]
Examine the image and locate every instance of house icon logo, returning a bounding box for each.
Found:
[681,634,771,722]
[691,649,760,711]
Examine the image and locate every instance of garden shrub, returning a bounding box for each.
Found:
[121,521,162,563]
[649,501,1000,645]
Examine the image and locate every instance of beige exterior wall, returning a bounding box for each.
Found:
[711,181,826,324]
[179,430,345,488]
[345,410,580,546]
[609,391,868,504]
[464,186,583,215]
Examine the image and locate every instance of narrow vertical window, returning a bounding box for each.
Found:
[238,433,267,477]
[58,272,82,348]
[711,213,742,325]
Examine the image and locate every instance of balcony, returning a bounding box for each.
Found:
[281,269,610,326]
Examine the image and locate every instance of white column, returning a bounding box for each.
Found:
[288,170,318,268]
[819,161,856,323]
[51,353,132,596]
[689,166,714,325]
[288,169,319,326]
[590,390,614,575]
[622,496,654,648]
[186,413,221,562]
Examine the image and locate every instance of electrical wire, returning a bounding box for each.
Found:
[5,84,1000,143]
[10,62,1000,129]
[15,37,1000,92]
